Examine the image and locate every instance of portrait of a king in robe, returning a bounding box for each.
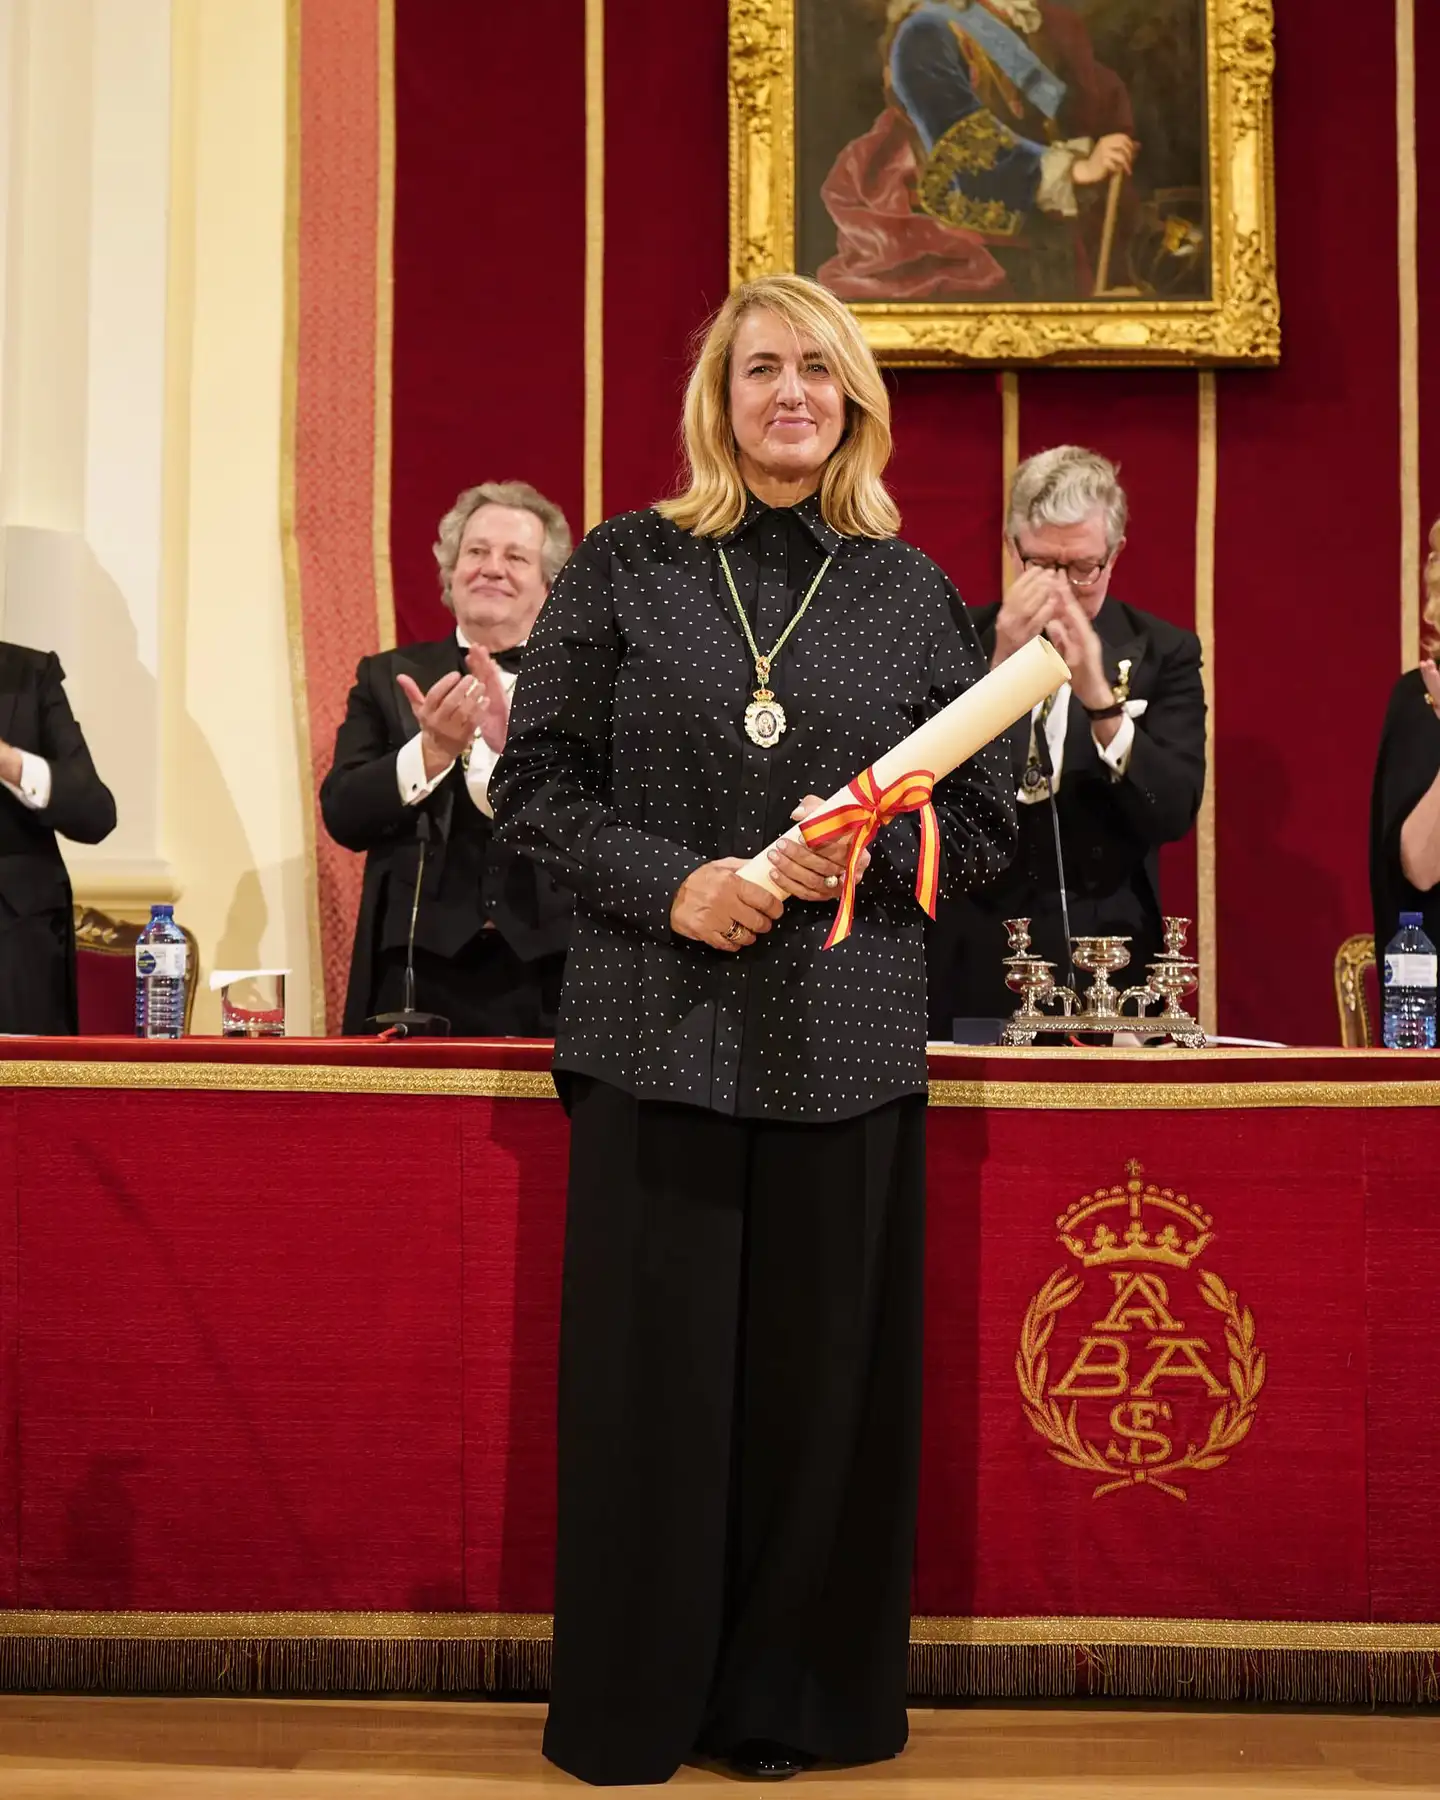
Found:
[793,0,1209,307]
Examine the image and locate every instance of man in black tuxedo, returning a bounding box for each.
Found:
[928,446,1206,1033]
[321,480,574,1036]
[0,645,116,1033]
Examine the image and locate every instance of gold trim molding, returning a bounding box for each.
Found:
[1397,0,1420,670]
[926,1078,1440,1111]
[372,0,398,654]
[0,1612,551,1642]
[0,1059,1435,1111]
[280,0,325,1037]
[729,0,1279,367]
[0,1061,558,1101]
[913,1616,1440,1652]
[1195,370,1218,1032]
[584,0,605,530]
[0,1611,1435,1654]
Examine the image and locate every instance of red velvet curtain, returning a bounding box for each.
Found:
[390,0,587,645]
[375,0,1431,1044]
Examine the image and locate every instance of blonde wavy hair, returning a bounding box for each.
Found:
[657,274,900,540]
[1426,517,1440,654]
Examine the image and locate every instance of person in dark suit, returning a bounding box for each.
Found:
[0,645,117,1033]
[321,480,574,1036]
[927,445,1206,1032]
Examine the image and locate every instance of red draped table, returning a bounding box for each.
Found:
[0,1037,1436,1702]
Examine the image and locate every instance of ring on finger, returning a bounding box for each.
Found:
[825,873,840,889]
[722,920,746,945]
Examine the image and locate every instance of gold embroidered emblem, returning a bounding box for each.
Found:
[1015,1161,1266,1501]
[917,112,1024,237]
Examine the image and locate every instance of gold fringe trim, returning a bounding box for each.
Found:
[1077,1645,1440,1707]
[908,1641,1078,1699]
[0,1635,1435,1703]
[907,1644,1440,1705]
[0,1635,552,1697]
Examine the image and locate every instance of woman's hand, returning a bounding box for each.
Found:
[1421,659,1440,712]
[670,858,784,952]
[767,795,871,901]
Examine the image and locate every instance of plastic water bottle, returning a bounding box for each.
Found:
[1381,911,1437,1048]
[135,904,188,1039]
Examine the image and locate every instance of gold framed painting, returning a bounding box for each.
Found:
[729,0,1279,366]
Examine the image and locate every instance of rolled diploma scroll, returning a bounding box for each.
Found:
[736,633,1071,898]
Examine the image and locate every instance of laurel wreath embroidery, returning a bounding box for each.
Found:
[1016,1267,1266,1502]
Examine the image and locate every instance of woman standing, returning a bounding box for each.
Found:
[1372,519,1440,952]
[492,274,1016,1785]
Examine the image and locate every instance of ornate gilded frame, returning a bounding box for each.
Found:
[729,0,1279,367]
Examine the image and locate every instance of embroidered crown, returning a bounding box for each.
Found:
[1056,1161,1214,1270]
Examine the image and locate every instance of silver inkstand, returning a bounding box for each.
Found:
[999,915,1205,1048]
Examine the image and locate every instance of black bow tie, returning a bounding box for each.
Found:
[458,642,526,676]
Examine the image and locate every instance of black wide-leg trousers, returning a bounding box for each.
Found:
[542,1076,928,1787]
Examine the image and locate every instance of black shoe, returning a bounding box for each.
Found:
[725,1740,813,1781]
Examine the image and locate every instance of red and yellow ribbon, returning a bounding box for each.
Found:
[798,765,940,949]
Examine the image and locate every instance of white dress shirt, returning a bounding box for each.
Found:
[2,752,51,812]
[1016,684,1145,807]
[394,630,518,819]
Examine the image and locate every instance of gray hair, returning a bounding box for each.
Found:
[1007,445,1129,552]
[433,480,573,606]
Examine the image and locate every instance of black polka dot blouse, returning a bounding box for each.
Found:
[490,492,1018,1122]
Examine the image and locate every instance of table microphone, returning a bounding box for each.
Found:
[1032,721,1076,997]
[368,811,451,1037]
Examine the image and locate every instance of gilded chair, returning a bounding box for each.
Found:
[1333,933,1376,1048]
[73,905,200,1035]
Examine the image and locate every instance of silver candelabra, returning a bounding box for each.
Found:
[999,916,1206,1048]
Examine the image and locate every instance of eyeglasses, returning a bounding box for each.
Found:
[1016,551,1113,589]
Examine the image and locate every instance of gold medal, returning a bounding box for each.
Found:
[744,692,787,747]
[718,547,833,751]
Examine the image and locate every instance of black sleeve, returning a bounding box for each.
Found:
[319,657,416,853]
[1370,674,1440,942]
[489,528,707,940]
[33,654,116,845]
[1097,629,1207,848]
[864,583,1019,907]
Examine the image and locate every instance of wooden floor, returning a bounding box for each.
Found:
[0,1699,1435,1797]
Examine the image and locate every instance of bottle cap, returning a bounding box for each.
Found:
[1400,911,1424,928]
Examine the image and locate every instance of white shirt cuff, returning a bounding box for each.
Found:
[2,750,51,811]
[395,732,452,805]
[1094,712,1135,778]
[1036,138,1093,218]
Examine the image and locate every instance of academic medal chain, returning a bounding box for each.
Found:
[717,547,832,748]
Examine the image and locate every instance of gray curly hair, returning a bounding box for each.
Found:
[433,480,572,607]
[1007,445,1129,553]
